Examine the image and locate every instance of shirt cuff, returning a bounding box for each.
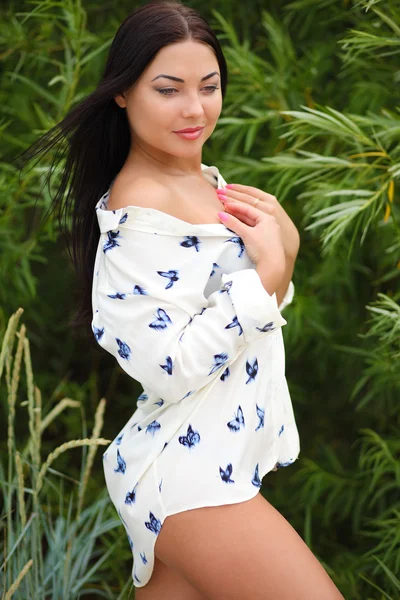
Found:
[278,280,295,312]
[221,269,288,344]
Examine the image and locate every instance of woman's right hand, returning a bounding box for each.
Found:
[218,201,286,294]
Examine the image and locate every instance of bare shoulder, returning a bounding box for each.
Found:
[107,176,171,212]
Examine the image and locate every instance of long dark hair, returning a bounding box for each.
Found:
[15,0,228,345]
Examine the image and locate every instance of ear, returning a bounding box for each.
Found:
[114,93,126,109]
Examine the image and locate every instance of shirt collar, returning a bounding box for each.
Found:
[95,163,225,233]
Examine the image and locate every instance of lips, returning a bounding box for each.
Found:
[174,126,204,133]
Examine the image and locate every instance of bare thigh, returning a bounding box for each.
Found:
[154,492,345,600]
[135,556,205,600]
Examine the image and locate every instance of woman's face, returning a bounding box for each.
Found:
[114,40,223,168]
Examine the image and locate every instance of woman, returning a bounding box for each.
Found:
[18,1,344,598]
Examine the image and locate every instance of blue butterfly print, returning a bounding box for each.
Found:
[140,551,148,564]
[210,262,220,277]
[225,236,245,258]
[157,269,179,289]
[125,483,138,505]
[227,405,245,432]
[159,478,163,492]
[107,292,126,299]
[275,459,294,468]
[209,352,229,375]
[137,392,148,403]
[103,230,121,253]
[225,315,243,336]
[178,424,201,449]
[220,366,230,381]
[130,422,138,430]
[255,404,265,431]
[149,308,172,331]
[251,463,262,488]
[116,338,131,360]
[162,441,168,451]
[114,448,126,474]
[256,321,276,333]
[245,357,259,384]
[133,284,148,295]
[154,398,164,407]
[278,424,284,437]
[220,462,235,484]
[127,533,134,550]
[137,425,142,431]
[92,325,104,341]
[118,508,129,528]
[222,280,233,293]
[160,356,173,375]
[180,235,201,252]
[181,390,195,401]
[115,432,124,445]
[146,420,161,437]
[179,331,185,342]
[144,511,162,535]
[119,212,128,224]
[133,570,141,584]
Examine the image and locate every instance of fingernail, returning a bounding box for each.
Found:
[225,184,234,189]
[218,212,229,221]
[216,188,226,193]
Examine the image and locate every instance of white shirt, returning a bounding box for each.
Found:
[91,163,300,586]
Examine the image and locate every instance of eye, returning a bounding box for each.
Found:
[157,85,220,96]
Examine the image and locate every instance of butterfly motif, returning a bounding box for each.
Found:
[160,356,173,375]
[278,424,285,437]
[178,424,201,449]
[227,405,245,432]
[154,398,164,407]
[255,404,265,431]
[146,420,161,437]
[210,262,220,277]
[118,508,129,529]
[137,425,142,431]
[225,315,243,336]
[133,570,141,584]
[219,462,235,484]
[223,280,233,293]
[92,325,104,341]
[225,236,245,258]
[159,478,163,492]
[107,292,126,299]
[275,459,294,468]
[220,366,230,381]
[116,338,131,360]
[137,392,148,403]
[119,212,128,224]
[140,551,148,564]
[162,441,168,451]
[245,357,258,384]
[251,463,262,488]
[103,230,121,253]
[144,511,162,535]
[181,390,195,401]
[180,235,201,252]
[115,432,124,445]
[209,352,229,375]
[127,533,134,550]
[125,483,138,505]
[157,269,179,290]
[256,321,276,333]
[114,448,126,474]
[133,284,148,295]
[149,308,173,331]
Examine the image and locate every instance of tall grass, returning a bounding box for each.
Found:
[0,308,134,599]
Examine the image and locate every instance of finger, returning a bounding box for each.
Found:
[221,200,264,225]
[222,202,253,226]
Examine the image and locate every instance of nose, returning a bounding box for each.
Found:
[181,90,205,119]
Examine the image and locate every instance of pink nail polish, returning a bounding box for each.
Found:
[218,212,228,221]
[225,184,234,189]
[217,192,227,199]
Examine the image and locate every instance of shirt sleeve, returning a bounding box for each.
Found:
[278,280,295,312]
[92,224,288,405]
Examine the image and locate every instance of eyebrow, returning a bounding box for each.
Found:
[151,71,220,83]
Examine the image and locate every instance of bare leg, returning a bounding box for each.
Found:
[154,492,345,600]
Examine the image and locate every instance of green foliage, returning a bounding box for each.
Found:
[1,0,399,598]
